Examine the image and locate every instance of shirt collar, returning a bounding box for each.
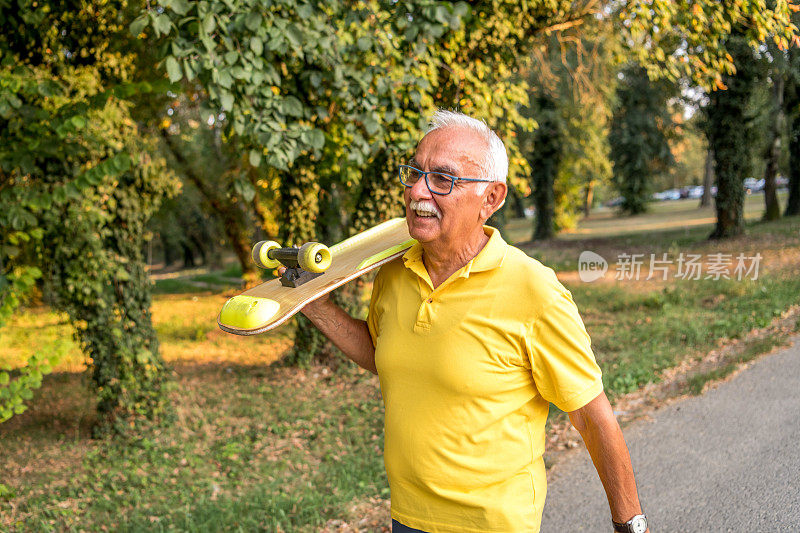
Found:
[401,225,508,281]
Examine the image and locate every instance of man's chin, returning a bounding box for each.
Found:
[406,214,440,241]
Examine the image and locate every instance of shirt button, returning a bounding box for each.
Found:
[427,298,433,303]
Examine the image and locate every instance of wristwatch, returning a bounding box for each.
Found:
[612,514,647,533]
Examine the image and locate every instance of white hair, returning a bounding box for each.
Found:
[425,109,509,185]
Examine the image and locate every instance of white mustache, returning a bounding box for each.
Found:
[409,199,441,219]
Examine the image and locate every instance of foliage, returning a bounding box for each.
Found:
[620,0,799,90]
[136,0,560,364]
[0,340,68,422]
[135,0,800,365]
[156,98,261,278]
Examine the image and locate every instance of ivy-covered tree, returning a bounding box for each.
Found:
[525,94,563,240]
[0,0,178,428]
[705,30,761,239]
[609,64,677,215]
[784,10,800,217]
[754,51,786,222]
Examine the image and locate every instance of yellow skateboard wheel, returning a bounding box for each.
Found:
[252,240,281,269]
[298,242,331,273]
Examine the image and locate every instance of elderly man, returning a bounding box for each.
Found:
[300,110,648,533]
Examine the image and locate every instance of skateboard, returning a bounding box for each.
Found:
[217,217,416,336]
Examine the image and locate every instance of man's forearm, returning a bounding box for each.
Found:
[300,298,377,374]
[569,393,644,525]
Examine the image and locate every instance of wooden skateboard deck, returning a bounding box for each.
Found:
[217,217,415,336]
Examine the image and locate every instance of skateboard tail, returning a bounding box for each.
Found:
[219,295,280,330]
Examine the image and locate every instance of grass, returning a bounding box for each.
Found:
[2,206,800,531]
[570,271,800,397]
[2,364,387,532]
[686,336,790,396]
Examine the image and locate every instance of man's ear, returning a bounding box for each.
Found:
[481,181,508,220]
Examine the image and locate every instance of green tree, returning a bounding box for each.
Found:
[784,11,800,217]
[609,64,676,215]
[705,30,761,239]
[518,20,614,237]
[525,94,563,240]
[751,49,786,222]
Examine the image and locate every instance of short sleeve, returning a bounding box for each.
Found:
[527,289,603,412]
[366,266,386,348]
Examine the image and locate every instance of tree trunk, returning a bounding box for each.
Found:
[181,242,195,268]
[530,95,562,240]
[706,32,757,239]
[787,119,800,216]
[161,232,176,266]
[533,169,556,240]
[763,75,783,221]
[700,148,714,208]
[510,185,526,219]
[785,78,800,216]
[763,148,782,221]
[159,130,257,280]
[583,181,594,218]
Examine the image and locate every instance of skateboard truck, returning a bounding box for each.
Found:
[251,240,332,288]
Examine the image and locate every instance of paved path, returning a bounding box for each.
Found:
[541,336,800,532]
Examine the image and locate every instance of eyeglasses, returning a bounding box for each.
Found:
[398,165,494,196]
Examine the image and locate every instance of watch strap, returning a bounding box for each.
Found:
[612,521,629,533]
[612,514,647,533]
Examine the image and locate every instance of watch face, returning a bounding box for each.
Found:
[631,516,648,533]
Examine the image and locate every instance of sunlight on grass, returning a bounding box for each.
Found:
[1,292,293,373]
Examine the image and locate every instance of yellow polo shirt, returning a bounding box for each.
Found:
[367,226,603,533]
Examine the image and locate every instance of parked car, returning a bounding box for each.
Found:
[662,189,681,200]
[606,196,625,207]
[776,175,789,189]
[744,177,764,194]
[687,186,705,199]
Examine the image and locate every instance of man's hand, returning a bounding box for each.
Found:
[299,292,330,317]
[568,392,648,532]
[277,266,377,374]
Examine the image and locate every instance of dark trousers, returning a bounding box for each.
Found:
[391,519,428,532]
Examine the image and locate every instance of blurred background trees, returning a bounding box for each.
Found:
[3,0,800,428]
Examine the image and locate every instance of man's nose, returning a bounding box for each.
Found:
[409,175,432,200]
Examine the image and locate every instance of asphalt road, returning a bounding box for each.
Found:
[541,335,800,533]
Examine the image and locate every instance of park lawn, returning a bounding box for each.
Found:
[2,211,800,531]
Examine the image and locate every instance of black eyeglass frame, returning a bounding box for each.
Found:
[398,164,494,196]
